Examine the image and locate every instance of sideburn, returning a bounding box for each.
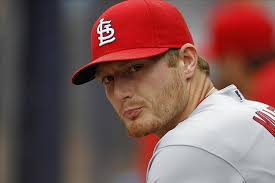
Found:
[155,68,187,136]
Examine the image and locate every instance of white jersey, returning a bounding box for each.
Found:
[147,85,275,183]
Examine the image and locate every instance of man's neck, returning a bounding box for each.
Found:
[181,70,216,122]
[156,70,216,138]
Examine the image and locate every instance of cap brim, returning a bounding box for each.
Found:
[72,48,169,85]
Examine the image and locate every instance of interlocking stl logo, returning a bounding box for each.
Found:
[97,18,116,47]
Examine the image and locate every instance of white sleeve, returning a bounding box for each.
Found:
[147,146,245,183]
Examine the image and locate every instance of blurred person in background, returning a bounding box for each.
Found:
[136,134,159,183]
[205,1,275,106]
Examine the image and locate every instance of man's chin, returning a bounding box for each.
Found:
[126,124,158,138]
[122,115,160,137]
[127,129,152,138]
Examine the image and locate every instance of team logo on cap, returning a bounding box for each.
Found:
[97,18,116,47]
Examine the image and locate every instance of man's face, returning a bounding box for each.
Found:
[96,55,189,137]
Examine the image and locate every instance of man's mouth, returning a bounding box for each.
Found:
[123,107,143,120]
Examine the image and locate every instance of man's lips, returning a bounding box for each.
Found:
[123,107,143,120]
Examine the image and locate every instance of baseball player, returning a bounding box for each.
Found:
[205,2,275,106]
[71,0,275,182]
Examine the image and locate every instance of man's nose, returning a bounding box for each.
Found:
[113,77,133,101]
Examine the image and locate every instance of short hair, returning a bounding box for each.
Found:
[163,49,210,76]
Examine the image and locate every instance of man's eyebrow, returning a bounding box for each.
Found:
[95,67,103,79]
[95,62,129,78]
[117,62,130,68]
[95,61,130,76]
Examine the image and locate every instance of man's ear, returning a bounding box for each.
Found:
[178,43,198,79]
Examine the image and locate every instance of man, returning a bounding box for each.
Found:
[205,2,275,106]
[72,0,275,182]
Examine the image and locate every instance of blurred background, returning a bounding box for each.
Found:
[1,0,274,183]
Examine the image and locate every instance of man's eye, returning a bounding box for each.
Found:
[129,64,144,73]
[102,75,114,85]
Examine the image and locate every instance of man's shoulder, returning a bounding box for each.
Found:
[147,86,275,182]
[147,145,245,183]
[155,88,270,163]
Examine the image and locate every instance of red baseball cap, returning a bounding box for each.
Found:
[72,0,193,85]
[205,2,273,61]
